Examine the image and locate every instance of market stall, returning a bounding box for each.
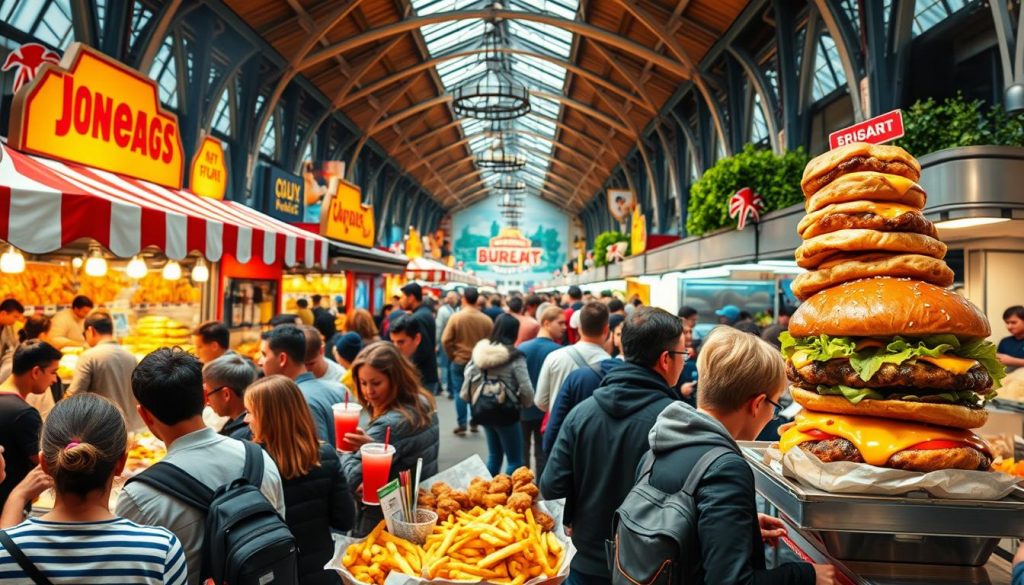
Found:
[407,256,489,288]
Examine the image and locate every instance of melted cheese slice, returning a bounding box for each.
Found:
[864,202,916,219]
[791,351,814,369]
[778,411,989,466]
[882,174,919,195]
[916,355,978,375]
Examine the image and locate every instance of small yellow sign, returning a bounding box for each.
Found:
[321,179,375,247]
[9,43,184,189]
[630,206,647,256]
[190,137,227,200]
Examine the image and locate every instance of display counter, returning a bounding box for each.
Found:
[741,441,1023,585]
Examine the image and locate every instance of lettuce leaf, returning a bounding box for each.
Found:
[815,385,884,404]
[785,334,1006,389]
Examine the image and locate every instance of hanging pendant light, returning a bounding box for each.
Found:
[477,124,526,172]
[494,177,526,191]
[191,258,209,283]
[162,260,182,280]
[452,16,531,121]
[84,246,107,277]
[0,246,25,274]
[126,255,148,279]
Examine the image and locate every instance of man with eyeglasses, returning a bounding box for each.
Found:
[541,307,686,585]
[202,353,256,441]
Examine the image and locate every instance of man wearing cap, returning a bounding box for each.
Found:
[398,283,440,395]
[717,304,760,336]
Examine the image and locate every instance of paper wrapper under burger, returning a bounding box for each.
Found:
[326,455,575,585]
[765,446,1020,500]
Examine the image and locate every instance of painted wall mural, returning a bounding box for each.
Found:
[453,196,568,287]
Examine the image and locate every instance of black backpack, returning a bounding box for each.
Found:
[468,367,521,426]
[128,441,299,585]
[607,446,731,585]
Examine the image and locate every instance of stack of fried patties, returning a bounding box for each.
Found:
[777,143,1004,474]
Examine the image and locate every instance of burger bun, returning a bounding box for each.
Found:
[790,254,954,300]
[796,229,946,269]
[791,386,989,429]
[802,143,921,198]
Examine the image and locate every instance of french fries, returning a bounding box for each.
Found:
[341,504,566,585]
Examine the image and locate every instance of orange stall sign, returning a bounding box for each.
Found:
[8,42,184,189]
[321,179,375,247]
[190,137,227,200]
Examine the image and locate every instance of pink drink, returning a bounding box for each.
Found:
[332,403,363,452]
[360,443,396,505]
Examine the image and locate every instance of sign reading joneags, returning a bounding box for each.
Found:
[828,109,904,150]
[189,137,227,200]
[477,229,543,266]
[8,42,185,189]
[320,179,375,247]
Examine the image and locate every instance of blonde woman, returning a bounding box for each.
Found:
[246,375,356,585]
[342,342,439,535]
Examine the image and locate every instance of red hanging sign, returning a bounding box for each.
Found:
[829,109,905,150]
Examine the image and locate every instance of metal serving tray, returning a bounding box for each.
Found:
[740,442,1024,565]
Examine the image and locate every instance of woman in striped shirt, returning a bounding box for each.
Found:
[0,394,186,584]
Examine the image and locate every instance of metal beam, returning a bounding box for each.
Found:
[136,0,185,70]
[727,45,781,153]
[348,72,426,175]
[299,9,691,79]
[405,128,606,175]
[811,0,865,120]
[337,47,654,113]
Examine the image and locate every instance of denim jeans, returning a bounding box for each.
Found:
[483,422,525,476]
[437,349,451,396]
[520,417,546,477]
[451,362,470,427]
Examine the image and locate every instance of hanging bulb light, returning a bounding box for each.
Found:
[126,255,148,279]
[191,258,209,283]
[321,274,331,286]
[71,256,84,270]
[84,246,107,277]
[162,260,182,280]
[0,246,25,274]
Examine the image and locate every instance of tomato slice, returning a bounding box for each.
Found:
[803,429,837,441]
[908,440,964,450]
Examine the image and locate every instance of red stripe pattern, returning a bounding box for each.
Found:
[0,144,328,267]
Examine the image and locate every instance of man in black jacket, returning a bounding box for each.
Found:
[541,307,685,585]
[399,283,440,394]
[645,326,831,585]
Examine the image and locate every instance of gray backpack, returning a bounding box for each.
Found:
[608,446,731,585]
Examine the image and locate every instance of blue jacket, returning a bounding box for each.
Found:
[542,359,623,455]
[518,337,562,422]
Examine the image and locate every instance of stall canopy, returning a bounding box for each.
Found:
[406,256,488,286]
[0,143,328,267]
[328,241,409,275]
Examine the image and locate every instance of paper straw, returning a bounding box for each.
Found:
[384,426,391,450]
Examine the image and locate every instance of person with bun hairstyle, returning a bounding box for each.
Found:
[245,375,356,584]
[643,326,831,585]
[0,394,187,583]
[342,342,439,536]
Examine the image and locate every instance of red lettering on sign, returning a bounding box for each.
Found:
[829,110,904,150]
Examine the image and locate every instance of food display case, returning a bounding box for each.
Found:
[741,442,1024,584]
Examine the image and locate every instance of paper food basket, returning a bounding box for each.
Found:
[326,456,575,585]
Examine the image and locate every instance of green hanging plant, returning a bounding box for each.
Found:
[593,231,628,267]
[686,144,807,236]
[896,94,1024,158]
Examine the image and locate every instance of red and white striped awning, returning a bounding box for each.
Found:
[406,256,487,286]
[0,143,328,267]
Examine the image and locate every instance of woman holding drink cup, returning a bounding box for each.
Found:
[341,342,439,536]
[245,375,356,584]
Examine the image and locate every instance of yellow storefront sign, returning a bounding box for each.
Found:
[190,137,227,200]
[630,205,647,256]
[9,42,184,189]
[321,179,375,247]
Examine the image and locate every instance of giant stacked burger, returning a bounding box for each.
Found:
[778,143,1005,473]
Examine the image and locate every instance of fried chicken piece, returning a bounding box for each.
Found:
[430,481,452,498]
[482,492,508,508]
[535,511,555,532]
[468,482,489,507]
[511,466,535,487]
[507,492,533,512]
[417,490,437,510]
[488,474,513,495]
[512,482,539,499]
[447,489,471,509]
[436,496,461,519]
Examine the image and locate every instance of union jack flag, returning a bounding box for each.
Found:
[2,43,60,94]
[729,187,764,230]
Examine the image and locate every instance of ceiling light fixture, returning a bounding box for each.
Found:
[126,255,148,279]
[84,246,108,277]
[0,246,25,274]
[191,258,209,283]
[162,260,182,280]
[451,18,531,120]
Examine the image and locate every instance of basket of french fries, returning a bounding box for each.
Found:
[328,457,573,585]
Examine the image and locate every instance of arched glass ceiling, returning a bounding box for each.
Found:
[410,0,580,203]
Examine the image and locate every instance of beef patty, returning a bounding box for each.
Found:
[797,437,991,472]
[787,359,992,392]
[803,210,937,240]
[803,156,919,196]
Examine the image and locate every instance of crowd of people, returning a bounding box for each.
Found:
[1,286,1023,584]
